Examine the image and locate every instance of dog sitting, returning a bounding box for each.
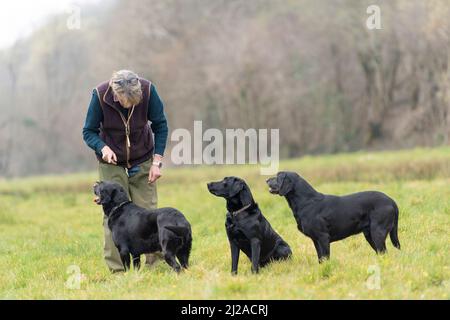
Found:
[207,176,292,274]
[266,171,401,262]
[93,181,192,273]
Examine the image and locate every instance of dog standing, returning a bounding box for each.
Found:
[266,172,400,262]
[93,181,192,272]
[207,177,292,274]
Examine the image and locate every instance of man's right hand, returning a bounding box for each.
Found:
[101,145,117,165]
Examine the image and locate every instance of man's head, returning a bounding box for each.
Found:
[109,70,142,108]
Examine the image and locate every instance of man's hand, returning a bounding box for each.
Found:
[148,165,162,183]
[101,145,117,165]
[148,154,163,183]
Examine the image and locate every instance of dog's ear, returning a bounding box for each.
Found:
[239,183,253,206]
[229,179,244,197]
[100,187,115,204]
[279,172,294,196]
[100,190,111,204]
[113,186,129,202]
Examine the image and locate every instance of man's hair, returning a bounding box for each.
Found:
[109,70,142,107]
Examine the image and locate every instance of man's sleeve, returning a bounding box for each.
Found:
[82,90,106,156]
[148,84,169,156]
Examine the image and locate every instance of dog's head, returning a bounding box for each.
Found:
[266,171,297,196]
[93,181,129,207]
[207,176,253,204]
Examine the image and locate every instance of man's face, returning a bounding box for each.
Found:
[116,94,133,109]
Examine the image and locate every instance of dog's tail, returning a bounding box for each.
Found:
[165,225,190,238]
[389,201,401,250]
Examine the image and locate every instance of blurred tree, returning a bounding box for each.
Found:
[0,0,448,176]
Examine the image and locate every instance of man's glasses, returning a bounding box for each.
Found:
[113,78,139,86]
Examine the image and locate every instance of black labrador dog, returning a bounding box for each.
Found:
[266,171,400,262]
[93,181,192,272]
[207,177,292,274]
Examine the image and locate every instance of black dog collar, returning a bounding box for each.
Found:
[230,203,252,216]
[109,200,132,217]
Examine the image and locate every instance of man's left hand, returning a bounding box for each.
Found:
[148,165,162,183]
[148,155,163,183]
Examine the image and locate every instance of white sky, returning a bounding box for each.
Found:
[0,0,104,49]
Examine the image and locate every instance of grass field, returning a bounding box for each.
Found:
[0,147,449,299]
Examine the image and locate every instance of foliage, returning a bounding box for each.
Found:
[0,147,449,299]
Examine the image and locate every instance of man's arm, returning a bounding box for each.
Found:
[148,84,168,183]
[82,90,106,156]
[148,84,169,158]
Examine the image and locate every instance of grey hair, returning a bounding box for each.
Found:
[109,70,142,107]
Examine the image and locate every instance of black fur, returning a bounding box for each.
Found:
[207,177,292,274]
[266,172,401,263]
[93,181,192,272]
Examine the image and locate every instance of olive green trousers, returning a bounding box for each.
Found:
[99,158,159,272]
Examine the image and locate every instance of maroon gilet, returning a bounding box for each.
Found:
[95,79,154,168]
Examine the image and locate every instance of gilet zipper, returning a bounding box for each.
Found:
[111,105,135,168]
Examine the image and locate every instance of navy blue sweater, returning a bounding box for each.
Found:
[82,84,168,157]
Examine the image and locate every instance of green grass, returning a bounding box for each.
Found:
[0,147,449,299]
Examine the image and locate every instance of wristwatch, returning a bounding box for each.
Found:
[152,161,163,168]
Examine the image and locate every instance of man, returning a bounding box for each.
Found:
[83,70,168,272]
